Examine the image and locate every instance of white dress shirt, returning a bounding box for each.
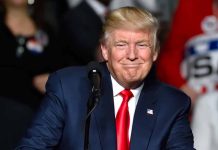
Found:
[111,75,144,139]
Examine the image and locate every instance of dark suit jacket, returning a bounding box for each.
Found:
[15,63,195,150]
[60,1,103,66]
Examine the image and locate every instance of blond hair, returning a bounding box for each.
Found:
[101,6,160,54]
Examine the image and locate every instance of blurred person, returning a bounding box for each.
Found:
[191,92,218,150]
[43,0,69,33]
[15,7,194,150]
[156,0,218,107]
[0,0,61,109]
[60,0,111,66]
[66,0,81,8]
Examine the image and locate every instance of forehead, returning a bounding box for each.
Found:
[111,29,150,42]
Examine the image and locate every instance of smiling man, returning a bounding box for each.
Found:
[101,28,157,89]
[15,7,195,150]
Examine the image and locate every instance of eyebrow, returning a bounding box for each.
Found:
[115,39,150,43]
[113,40,128,46]
[136,40,150,43]
[115,40,128,43]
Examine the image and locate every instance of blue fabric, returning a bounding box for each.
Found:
[15,63,195,150]
[186,39,218,56]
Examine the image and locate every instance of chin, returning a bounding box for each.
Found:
[125,77,141,84]
[125,73,141,80]
[124,81,142,89]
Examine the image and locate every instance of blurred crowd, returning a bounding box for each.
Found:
[0,0,217,149]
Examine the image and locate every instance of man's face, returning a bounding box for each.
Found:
[101,29,157,89]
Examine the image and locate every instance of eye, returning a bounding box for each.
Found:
[136,43,151,49]
[115,42,128,49]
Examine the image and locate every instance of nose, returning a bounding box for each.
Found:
[127,44,137,60]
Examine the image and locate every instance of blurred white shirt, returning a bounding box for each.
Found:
[191,92,218,150]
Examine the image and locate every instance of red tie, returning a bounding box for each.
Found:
[116,89,133,150]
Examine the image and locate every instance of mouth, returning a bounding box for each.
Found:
[122,63,142,68]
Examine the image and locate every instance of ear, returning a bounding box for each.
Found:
[152,52,158,62]
[101,44,109,61]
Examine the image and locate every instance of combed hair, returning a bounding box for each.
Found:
[101,6,160,54]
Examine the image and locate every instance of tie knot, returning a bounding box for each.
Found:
[119,89,133,102]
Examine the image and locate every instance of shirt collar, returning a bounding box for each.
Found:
[110,75,144,98]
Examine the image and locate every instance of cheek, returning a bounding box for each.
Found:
[107,50,122,62]
[111,53,121,61]
[140,51,153,61]
[112,49,127,60]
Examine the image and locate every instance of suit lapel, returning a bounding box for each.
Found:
[93,64,117,150]
[92,63,160,150]
[130,80,159,150]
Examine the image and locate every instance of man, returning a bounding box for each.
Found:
[15,7,194,150]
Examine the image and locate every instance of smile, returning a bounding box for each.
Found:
[122,64,141,67]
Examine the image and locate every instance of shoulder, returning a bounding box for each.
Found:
[47,62,107,88]
[154,81,191,109]
[157,81,189,98]
[45,65,88,99]
[49,65,87,82]
[46,65,87,86]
